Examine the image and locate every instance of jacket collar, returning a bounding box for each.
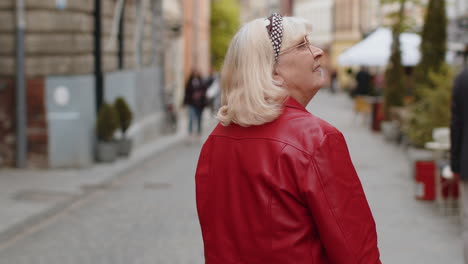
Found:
[284,96,308,112]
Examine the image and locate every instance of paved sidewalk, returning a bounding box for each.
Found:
[309,91,463,264]
[0,110,200,245]
[0,91,463,263]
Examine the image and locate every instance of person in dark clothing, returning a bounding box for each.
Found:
[184,70,207,138]
[451,52,468,263]
[330,69,338,94]
[353,66,372,96]
[452,67,468,181]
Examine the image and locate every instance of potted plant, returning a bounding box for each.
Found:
[96,103,119,162]
[114,97,133,156]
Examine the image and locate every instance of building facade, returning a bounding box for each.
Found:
[330,0,381,88]
[183,0,211,80]
[239,0,293,23]
[293,0,334,48]
[239,0,280,23]
[0,0,198,168]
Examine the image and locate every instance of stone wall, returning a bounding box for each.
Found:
[0,0,158,167]
[0,0,156,77]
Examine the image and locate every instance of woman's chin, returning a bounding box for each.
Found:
[314,75,326,89]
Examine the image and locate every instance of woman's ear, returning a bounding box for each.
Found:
[272,68,285,86]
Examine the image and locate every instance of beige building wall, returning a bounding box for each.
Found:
[0,0,168,167]
[294,0,334,47]
[331,0,382,89]
[0,0,156,77]
[0,1,15,77]
[239,0,280,24]
[183,0,211,81]
[0,0,96,77]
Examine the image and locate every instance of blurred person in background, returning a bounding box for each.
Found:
[452,47,468,264]
[330,69,338,93]
[184,69,207,142]
[352,66,372,97]
[195,14,381,264]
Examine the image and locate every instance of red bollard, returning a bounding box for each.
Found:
[371,100,384,132]
[441,175,460,199]
[415,161,436,201]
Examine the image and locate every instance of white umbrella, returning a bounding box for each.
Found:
[338,27,421,67]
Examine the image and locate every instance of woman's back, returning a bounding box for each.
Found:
[195,98,380,264]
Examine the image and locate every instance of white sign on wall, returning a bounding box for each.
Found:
[54,86,70,106]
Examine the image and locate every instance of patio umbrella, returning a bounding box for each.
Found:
[338,27,421,67]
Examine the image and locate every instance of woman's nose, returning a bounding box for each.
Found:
[312,47,324,59]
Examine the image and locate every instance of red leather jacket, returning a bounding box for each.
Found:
[196,97,381,264]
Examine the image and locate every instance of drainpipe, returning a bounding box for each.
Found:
[94,0,104,112]
[15,0,27,168]
[118,3,125,69]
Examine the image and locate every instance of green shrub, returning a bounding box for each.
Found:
[406,64,453,147]
[114,97,133,135]
[97,103,119,142]
[412,0,447,100]
[210,0,240,71]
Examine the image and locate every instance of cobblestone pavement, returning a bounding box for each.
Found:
[0,91,462,263]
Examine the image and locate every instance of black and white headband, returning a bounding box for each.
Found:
[264,13,284,62]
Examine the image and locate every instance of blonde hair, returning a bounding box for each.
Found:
[217,16,313,127]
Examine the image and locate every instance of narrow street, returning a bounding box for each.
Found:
[0,91,462,263]
[0,142,206,264]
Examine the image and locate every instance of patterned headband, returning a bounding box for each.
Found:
[264,13,284,62]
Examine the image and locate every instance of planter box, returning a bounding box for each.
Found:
[96,141,118,162]
[118,138,133,157]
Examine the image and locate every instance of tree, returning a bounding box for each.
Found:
[210,0,240,71]
[383,0,407,118]
[412,0,447,99]
[380,0,422,32]
[407,64,453,146]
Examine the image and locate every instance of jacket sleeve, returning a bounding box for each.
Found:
[301,132,381,264]
[451,75,463,174]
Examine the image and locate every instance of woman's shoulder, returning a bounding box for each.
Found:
[206,111,341,155]
[260,110,341,155]
[280,108,339,135]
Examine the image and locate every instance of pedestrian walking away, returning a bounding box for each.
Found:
[195,14,381,264]
[451,53,468,263]
[184,69,207,141]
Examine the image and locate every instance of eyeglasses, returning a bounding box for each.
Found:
[278,35,315,57]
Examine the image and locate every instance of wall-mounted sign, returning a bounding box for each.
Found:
[56,0,67,10]
[54,86,70,106]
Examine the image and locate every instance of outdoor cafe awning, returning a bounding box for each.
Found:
[338,27,421,67]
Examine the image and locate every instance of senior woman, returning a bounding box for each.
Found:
[195,14,381,264]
